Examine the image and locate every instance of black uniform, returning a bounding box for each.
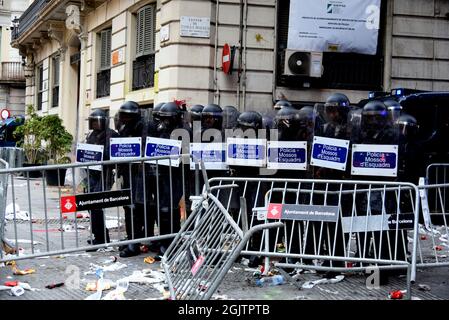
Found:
[85,109,119,245]
[154,102,185,252]
[116,101,148,258]
[308,94,352,274]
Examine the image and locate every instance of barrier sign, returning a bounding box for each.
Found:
[110,137,141,160]
[311,136,349,171]
[267,203,339,222]
[351,144,398,177]
[341,213,414,233]
[60,189,132,213]
[267,141,307,170]
[226,138,267,167]
[145,137,182,167]
[76,143,103,171]
[190,143,228,170]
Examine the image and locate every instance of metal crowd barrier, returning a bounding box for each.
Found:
[416,165,449,270]
[209,177,418,287]
[0,159,9,254]
[0,154,204,262]
[162,186,282,300]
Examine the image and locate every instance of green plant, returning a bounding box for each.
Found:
[40,115,73,164]
[13,105,46,164]
[13,106,74,165]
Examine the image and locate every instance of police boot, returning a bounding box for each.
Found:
[119,243,141,258]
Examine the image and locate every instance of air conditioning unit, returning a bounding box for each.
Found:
[283,50,323,78]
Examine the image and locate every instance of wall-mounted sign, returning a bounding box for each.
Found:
[180,16,210,38]
[160,24,170,42]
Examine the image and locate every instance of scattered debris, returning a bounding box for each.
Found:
[434,245,444,251]
[211,294,228,300]
[102,256,118,264]
[45,282,64,289]
[4,238,43,246]
[388,290,406,299]
[302,275,345,289]
[4,203,30,221]
[418,284,431,291]
[10,286,25,297]
[144,256,155,264]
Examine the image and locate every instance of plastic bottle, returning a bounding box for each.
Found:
[255,275,284,287]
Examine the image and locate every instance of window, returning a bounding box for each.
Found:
[132,4,156,91]
[276,0,386,91]
[37,64,44,111]
[52,55,60,108]
[97,28,111,98]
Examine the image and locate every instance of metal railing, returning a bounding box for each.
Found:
[1,62,25,81]
[209,177,419,285]
[11,0,50,41]
[0,154,205,262]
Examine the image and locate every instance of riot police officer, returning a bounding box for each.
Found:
[230,111,268,267]
[356,100,405,283]
[155,102,185,253]
[116,101,147,257]
[85,109,119,246]
[222,105,240,131]
[308,93,352,276]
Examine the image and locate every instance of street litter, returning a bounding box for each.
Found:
[144,256,155,264]
[8,261,36,275]
[418,284,431,291]
[45,282,64,289]
[301,275,345,289]
[102,256,118,264]
[388,290,406,299]
[84,262,127,275]
[85,279,115,291]
[120,269,165,285]
[10,286,25,297]
[96,247,116,253]
[60,224,86,232]
[102,279,128,300]
[212,294,229,300]
[4,203,30,221]
[434,245,444,251]
[4,238,43,246]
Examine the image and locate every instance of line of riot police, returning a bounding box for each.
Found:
[82,94,421,273]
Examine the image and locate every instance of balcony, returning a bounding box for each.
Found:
[11,0,51,41]
[1,62,25,83]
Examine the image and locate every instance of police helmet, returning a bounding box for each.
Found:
[157,102,181,132]
[189,104,204,122]
[361,100,389,130]
[274,100,292,110]
[397,113,419,138]
[118,101,141,127]
[324,93,350,124]
[222,105,240,130]
[237,111,263,131]
[384,99,403,122]
[88,108,108,132]
[201,104,223,130]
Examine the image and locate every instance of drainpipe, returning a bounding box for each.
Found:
[213,0,220,105]
[237,0,244,110]
[272,0,278,106]
[242,0,248,110]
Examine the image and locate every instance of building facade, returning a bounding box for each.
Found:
[0,0,29,116]
[11,0,449,143]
